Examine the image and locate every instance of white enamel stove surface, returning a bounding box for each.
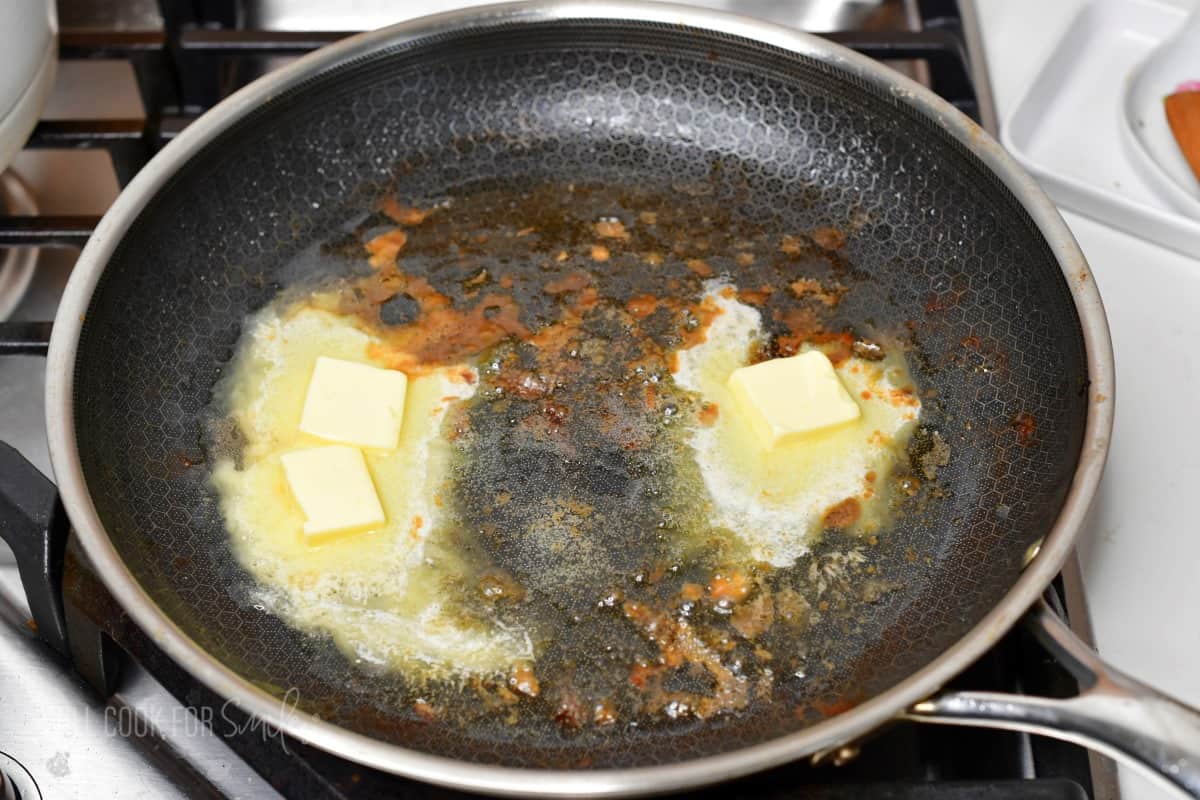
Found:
[980,1,1200,799]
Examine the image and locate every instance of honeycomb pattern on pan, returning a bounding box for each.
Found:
[72,21,1088,768]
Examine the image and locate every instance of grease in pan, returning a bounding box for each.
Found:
[208,181,927,727]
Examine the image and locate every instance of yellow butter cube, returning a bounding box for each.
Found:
[727,350,860,450]
[299,356,408,449]
[280,445,386,539]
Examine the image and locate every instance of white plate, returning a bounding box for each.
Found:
[1001,0,1200,258]
[0,1,58,173]
[1123,4,1200,218]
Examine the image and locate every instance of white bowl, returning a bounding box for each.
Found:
[0,0,58,173]
[1122,4,1200,219]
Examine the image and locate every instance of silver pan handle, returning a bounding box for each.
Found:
[904,599,1200,798]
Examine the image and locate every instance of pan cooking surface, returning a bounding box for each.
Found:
[72,21,1087,767]
[207,179,926,730]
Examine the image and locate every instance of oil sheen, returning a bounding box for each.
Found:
[672,284,921,566]
[210,303,533,679]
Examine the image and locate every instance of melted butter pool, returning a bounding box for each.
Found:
[211,303,532,678]
[672,285,921,566]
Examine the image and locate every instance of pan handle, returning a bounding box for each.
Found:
[0,440,70,657]
[904,599,1200,798]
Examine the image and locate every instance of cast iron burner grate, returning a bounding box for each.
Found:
[0,0,1095,797]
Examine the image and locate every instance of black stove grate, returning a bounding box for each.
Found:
[0,0,982,267]
[0,1,1095,797]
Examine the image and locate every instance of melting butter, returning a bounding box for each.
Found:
[672,284,921,567]
[211,304,532,678]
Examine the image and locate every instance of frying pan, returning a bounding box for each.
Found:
[14,1,1200,795]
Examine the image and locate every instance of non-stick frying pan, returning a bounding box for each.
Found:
[13,1,1200,796]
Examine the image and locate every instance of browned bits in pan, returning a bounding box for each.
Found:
[508,661,540,698]
[381,196,432,226]
[737,286,772,306]
[621,600,751,719]
[496,370,549,400]
[292,181,927,736]
[822,498,862,530]
[593,700,617,726]
[540,399,569,426]
[852,338,885,361]
[543,271,591,295]
[914,430,951,480]
[461,268,490,290]
[412,699,440,722]
[814,696,858,718]
[628,660,662,689]
[346,260,531,370]
[812,331,856,366]
[772,307,822,356]
[730,592,774,639]
[811,226,847,251]
[679,295,726,349]
[708,571,751,604]
[789,278,846,308]
[1011,411,1038,446]
[625,294,658,319]
[888,387,920,408]
[641,383,659,411]
[553,689,588,729]
[478,570,525,604]
[593,218,630,240]
[774,588,811,630]
[364,229,407,268]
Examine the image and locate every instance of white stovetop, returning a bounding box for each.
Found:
[978,1,1200,799]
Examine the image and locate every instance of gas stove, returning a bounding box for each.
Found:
[0,1,1114,798]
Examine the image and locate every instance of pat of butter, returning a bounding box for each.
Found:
[299,356,408,449]
[280,445,386,538]
[727,350,860,450]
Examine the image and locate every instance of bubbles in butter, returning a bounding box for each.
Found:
[673,283,920,567]
[210,304,532,679]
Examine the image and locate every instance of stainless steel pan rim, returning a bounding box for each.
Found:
[44,2,1114,796]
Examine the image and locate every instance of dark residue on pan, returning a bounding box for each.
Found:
[215,179,952,739]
